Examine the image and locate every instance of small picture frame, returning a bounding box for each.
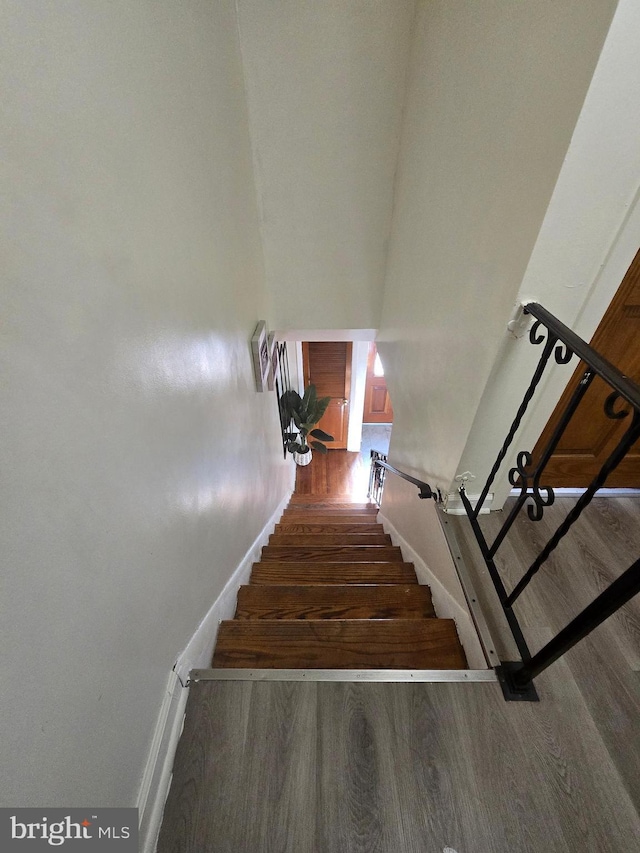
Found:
[251,321,270,392]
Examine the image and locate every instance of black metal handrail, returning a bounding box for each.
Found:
[461,301,640,701]
[368,449,437,505]
[526,303,640,408]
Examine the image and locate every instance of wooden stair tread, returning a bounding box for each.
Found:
[210,496,470,675]
[212,619,468,669]
[235,584,435,620]
[275,523,384,535]
[250,562,418,585]
[269,533,391,546]
[280,509,378,524]
[280,514,381,525]
[283,507,377,515]
[287,500,376,509]
[261,545,403,562]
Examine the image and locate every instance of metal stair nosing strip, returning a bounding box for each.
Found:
[190,668,498,682]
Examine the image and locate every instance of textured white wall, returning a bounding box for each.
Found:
[236,0,416,331]
[379,477,487,669]
[0,1,291,807]
[378,0,617,494]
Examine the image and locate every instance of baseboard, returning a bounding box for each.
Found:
[377,512,488,670]
[137,488,293,853]
[173,489,293,683]
[444,491,493,515]
[138,670,189,853]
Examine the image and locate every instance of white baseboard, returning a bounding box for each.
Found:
[137,489,293,853]
[173,490,293,683]
[138,670,189,853]
[377,512,488,670]
[444,491,493,515]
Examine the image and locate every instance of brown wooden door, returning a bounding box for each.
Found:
[363,343,394,424]
[302,342,352,449]
[532,248,640,487]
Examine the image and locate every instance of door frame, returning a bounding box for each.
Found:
[292,339,370,452]
[301,342,352,449]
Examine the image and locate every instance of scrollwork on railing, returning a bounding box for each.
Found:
[529,319,574,365]
[459,301,640,699]
[528,319,546,346]
[507,450,555,523]
[604,391,631,420]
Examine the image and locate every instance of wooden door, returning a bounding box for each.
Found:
[363,343,394,424]
[532,248,640,487]
[302,342,352,449]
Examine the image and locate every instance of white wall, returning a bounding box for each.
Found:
[378,0,618,494]
[457,0,640,508]
[379,477,487,669]
[236,0,416,331]
[347,342,369,451]
[0,0,292,808]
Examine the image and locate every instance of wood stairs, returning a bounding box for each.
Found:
[212,499,468,670]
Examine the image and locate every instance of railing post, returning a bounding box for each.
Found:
[459,301,640,700]
[368,452,436,507]
[509,557,640,690]
[505,409,640,607]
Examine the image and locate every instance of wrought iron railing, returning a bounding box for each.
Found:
[274,341,292,458]
[367,450,387,505]
[461,302,640,700]
[368,449,438,506]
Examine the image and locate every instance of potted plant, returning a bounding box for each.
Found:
[280,385,335,465]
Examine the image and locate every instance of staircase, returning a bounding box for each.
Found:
[212,497,467,670]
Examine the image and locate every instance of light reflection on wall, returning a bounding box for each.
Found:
[123,332,247,395]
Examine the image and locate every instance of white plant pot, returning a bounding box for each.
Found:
[293,449,312,466]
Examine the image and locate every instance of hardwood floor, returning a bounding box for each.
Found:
[293,449,370,500]
[158,496,640,852]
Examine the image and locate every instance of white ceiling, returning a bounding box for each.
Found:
[236,0,416,331]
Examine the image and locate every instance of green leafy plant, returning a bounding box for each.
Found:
[280,385,335,456]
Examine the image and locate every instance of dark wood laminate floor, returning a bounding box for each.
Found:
[158,497,640,852]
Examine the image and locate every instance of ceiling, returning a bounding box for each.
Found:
[236,0,417,331]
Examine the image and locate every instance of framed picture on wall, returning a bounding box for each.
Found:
[267,332,278,391]
[251,321,270,391]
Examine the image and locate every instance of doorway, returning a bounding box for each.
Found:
[302,342,352,449]
[532,248,640,487]
[363,342,394,423]
[360,342,393,463]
